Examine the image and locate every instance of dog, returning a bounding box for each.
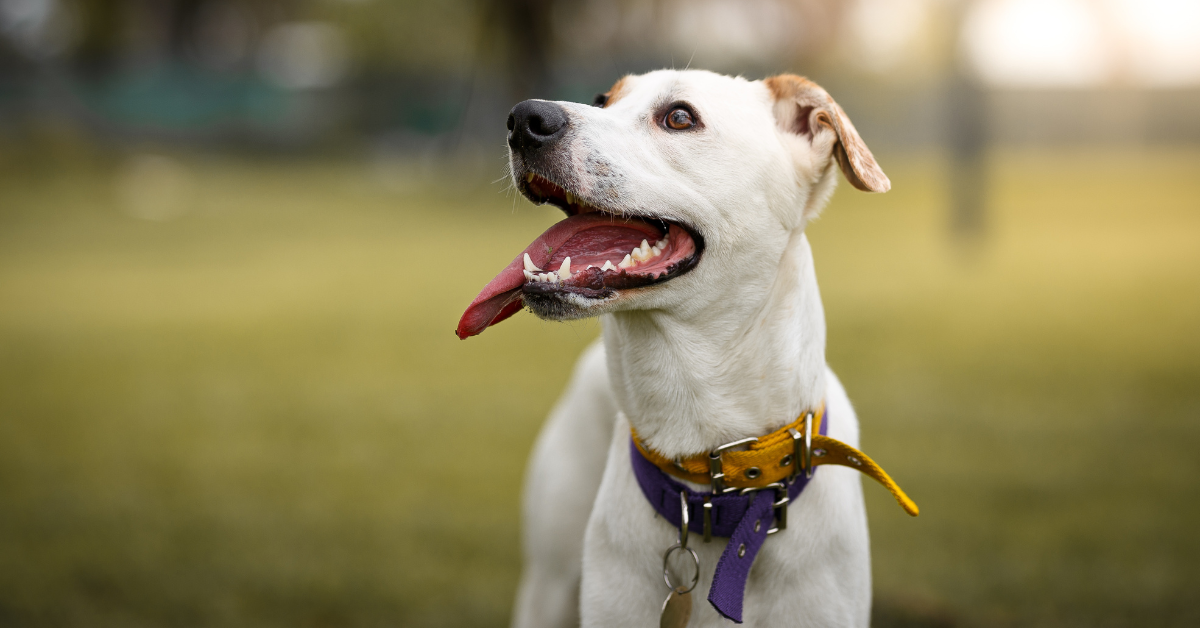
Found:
[458,69,910,627]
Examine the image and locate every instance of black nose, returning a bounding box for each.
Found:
[507,100,568,154]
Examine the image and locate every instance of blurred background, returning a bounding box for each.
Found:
[0,0,1197,626]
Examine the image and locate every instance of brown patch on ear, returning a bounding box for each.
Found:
[601,75,633,108]
[764,74,890,193]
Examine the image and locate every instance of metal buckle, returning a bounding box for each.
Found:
[703,416,810,540]
[707,436,758,495]
[739,482,789,534]
[704,436,757,543]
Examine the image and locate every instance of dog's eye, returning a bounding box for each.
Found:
[665,107,695,130]
[593,93,609,108]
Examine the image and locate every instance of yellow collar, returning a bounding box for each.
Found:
[632,403,919,516]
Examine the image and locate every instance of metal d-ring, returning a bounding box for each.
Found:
[787,412,815,482]
[804,411,814,479]
[677,491,689,549]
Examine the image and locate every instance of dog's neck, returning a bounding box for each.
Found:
[602,229,827,458]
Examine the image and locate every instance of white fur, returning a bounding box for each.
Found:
[508,70,882,627]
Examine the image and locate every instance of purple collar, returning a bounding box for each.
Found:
[629,412,829,623]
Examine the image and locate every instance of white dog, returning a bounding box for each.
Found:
[458,70,916,628]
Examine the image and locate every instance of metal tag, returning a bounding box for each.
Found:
[660,586,692,628]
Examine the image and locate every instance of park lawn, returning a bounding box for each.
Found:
[0,149,1197,627]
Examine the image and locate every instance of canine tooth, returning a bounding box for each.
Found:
[524,253,542,272]
[558,257,572,279]
[618,254,634,269]
[565,191,575,205]
[523,269,534,281]
[526,173,534,182]
[601,260,616,271]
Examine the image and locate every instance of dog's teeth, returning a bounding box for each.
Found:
[586,264,593,270]
[523,269,534,281]
[526,173,534,182]
[653,235,668,256]
[558,257,572,280]
[618,254,634,269]
[631,241,652,263]
[601,260,616,271]
[565,191,576,205]
[524,253,542,272]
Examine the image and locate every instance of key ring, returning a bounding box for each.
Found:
[662,545,700,594]
[662,491,699,594]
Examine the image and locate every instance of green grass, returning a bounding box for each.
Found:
[0,149,1197,627]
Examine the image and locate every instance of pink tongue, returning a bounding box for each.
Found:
[456,212,661,339]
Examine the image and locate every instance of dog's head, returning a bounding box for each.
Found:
[457,70,888,339]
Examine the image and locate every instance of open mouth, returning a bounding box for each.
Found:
[456,173,704,339]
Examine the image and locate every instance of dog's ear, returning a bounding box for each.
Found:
[763,74,890,193]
